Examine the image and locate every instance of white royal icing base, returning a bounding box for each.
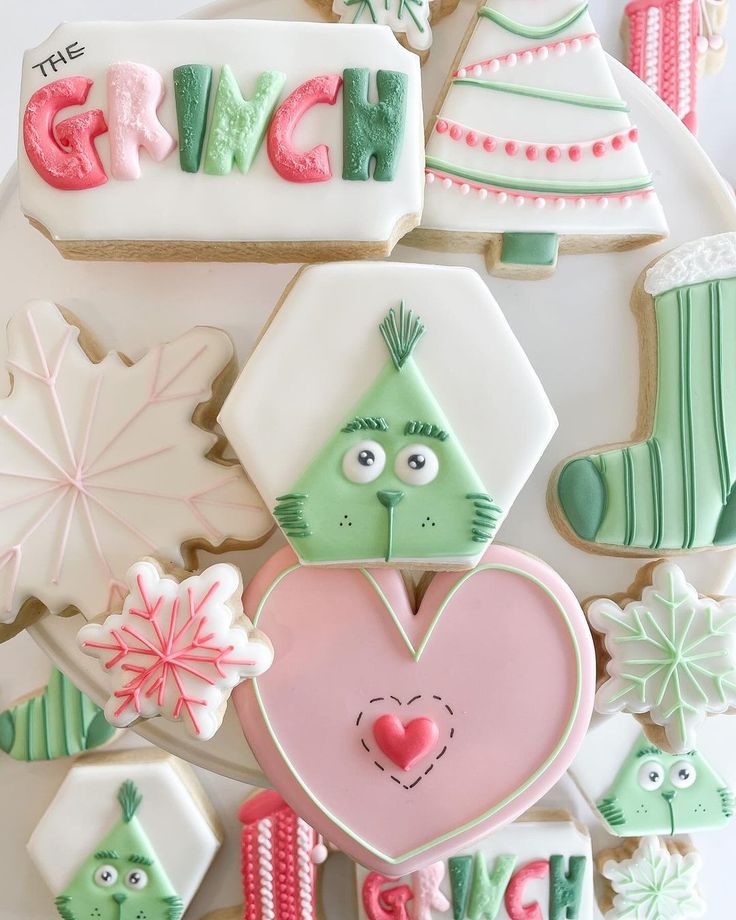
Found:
[0,300,270,626]
[218,261,557,567]
[26,752,221,910]
[19,21,424,247]
[332,0,433,51]
[645,232,736,295]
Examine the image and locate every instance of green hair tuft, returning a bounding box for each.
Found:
[117,780,142,823]
[379,301,425,371]
[55,897,76,920]
[164,895,185,920]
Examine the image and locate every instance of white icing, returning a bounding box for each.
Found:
[421,0,668,238]
[26,752,221,910]
[602,836,705,920]
[258,817,275,920]
[332,0,433,52]
[645,232,736,294]
[354,818,594,920]
[78,560,274,740]
[0,300,270,626]
[645,6,661,92]
[19,21,424,248]
[218,261,557,567]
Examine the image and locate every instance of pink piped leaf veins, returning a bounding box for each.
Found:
[0,301,271,628]
[78,559,274,739]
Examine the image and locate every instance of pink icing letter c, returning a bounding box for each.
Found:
[267,74,342,183]
[107,62,176,180]
[23,76,108,191]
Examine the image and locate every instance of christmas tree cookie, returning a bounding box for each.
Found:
[552,233,736,554]
[0,667,116,761]
[412,0,668,278]
[597,836,705,920]
[588,561,736,754]
[27,749,222,920]
[219,262,557,569]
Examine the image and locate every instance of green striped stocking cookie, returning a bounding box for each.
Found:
[0,667,115,761]
[554,233,736,553]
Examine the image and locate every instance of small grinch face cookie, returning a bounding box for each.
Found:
[219,262,557,569]
[78,560,274,740]
[569,714,735,837]
[0,300,270,642]
[598,836,705,920]
[27,750,222,920]
[588,560,736,754]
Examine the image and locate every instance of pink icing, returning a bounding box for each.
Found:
[411,862,450,920]
[107,62,176,180]
[504,860,549,920]
[363,874,414,920]
[23,76,108,191]
[267,74,342,183]
[234,544,594,876]
[454,32,598,77]
[372,715,440,772]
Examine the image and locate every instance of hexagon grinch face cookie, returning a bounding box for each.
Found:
[219,262,557,568]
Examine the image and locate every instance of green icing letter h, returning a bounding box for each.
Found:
[343,68,408,181]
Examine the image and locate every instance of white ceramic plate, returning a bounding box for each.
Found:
[2,0,734,784]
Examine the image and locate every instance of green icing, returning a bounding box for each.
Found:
[343,69,408,181]
[477,2,589,39]
[0,668,115,762]
[500,233,559,268]
[448,856,472,920]
[596,732,734,837]
[549,855,586,920]
[467,852,516,919]
[204,65,285,175]
[451,79,629,112]
[277,302,498,564]
[559,278,736,550]
[345,0,427,31]
[55,781,182,920]
[425,156,650,196]
[173,65,213,173]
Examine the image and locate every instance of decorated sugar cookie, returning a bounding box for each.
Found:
[0,666,116,761]
[78,560,273,740]
[623,0,728,133]
[355,810,594,920]
[588,561,736,753]
[306,0,461,60]
[410,0,668,278]
[219,262,557,569]
[27,749,222,920]
[19,21,423,261]
[598,836,705,920]
[201,789,326,920]
[0,300,270,641]
[552,233,736,554]
[233,543,595,875]
[569,714,735,837]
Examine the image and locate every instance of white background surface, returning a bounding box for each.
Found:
[0,2,735,919]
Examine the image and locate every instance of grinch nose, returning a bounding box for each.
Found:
[113,894,127,904]
[377,490,404,509]
[662,790,676,803]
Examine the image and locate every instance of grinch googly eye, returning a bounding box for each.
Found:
[342,441,386,484]
[394,444,439,486]
[638,760,665,791]
[124,869,148,890]
[670,761,697,789]
[94,865,118,887]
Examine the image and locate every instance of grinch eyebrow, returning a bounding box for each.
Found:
[404,420,449,441]
[94,850,120,860]
[128,854,154,866]
[635,745,662,758]
[342,416,389,433]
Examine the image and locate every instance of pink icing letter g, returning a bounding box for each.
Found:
[23,76,108,191]
[107,62,176,180]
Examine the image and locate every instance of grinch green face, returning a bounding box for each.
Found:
[275,304,498,564]
[55,781,182,920]
[597,734,734,836]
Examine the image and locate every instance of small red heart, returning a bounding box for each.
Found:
[372,714,439,772]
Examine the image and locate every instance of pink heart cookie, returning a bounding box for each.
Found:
[234,545,594,875]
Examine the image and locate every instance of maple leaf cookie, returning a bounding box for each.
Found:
[0,301,271,641]
[79,560,273,740]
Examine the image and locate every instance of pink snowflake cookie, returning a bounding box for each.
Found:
[78,559,273,740]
